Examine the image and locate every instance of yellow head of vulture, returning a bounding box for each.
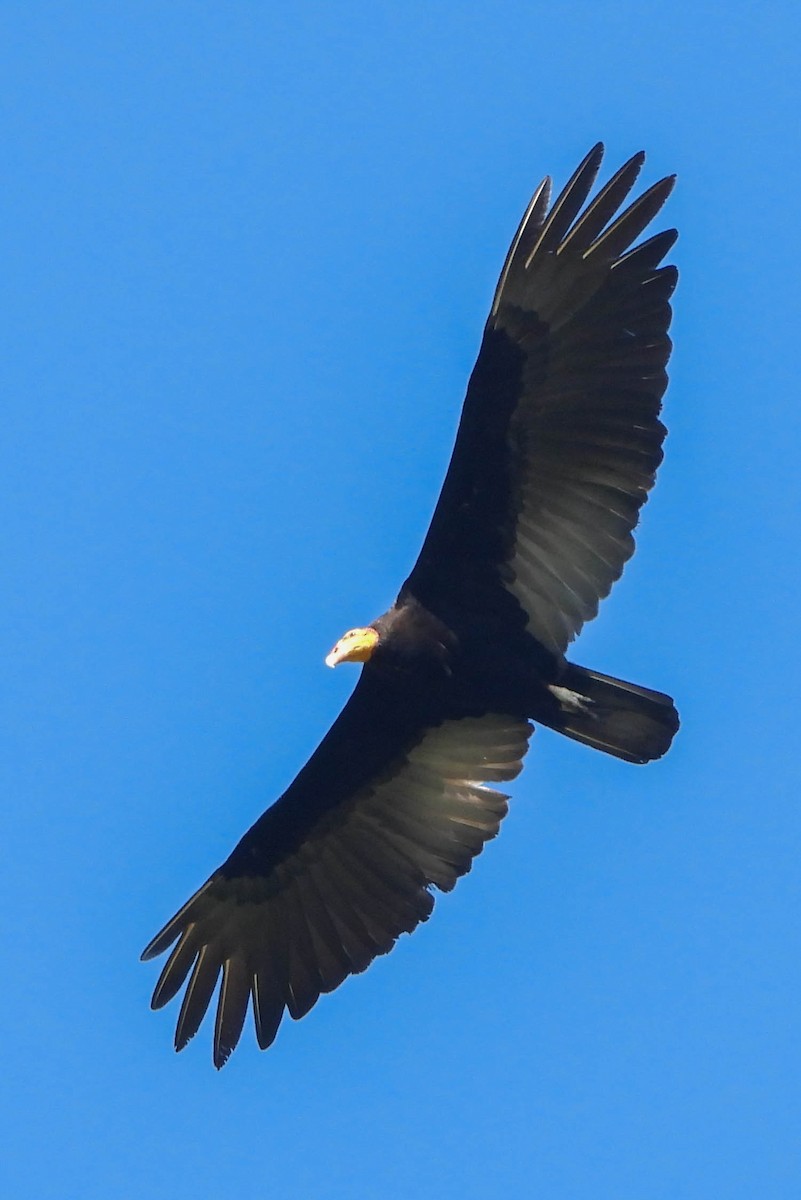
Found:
[325,626,380,668]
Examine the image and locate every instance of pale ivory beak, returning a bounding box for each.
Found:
[325,627,379,668]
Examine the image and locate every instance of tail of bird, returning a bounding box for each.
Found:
[548,663,679,764]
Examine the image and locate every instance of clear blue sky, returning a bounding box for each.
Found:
[3,3,800,1197]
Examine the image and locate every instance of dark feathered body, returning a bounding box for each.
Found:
[369,596,556,724]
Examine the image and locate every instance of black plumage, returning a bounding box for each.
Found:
[143,144,680,1067]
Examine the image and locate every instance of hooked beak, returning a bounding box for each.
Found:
[325,626,379,668]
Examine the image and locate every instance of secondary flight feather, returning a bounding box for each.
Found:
[143,143,679,1067]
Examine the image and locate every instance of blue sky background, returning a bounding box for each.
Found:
[3,3,801,1197]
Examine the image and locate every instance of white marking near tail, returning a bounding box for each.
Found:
[548,685,594,714]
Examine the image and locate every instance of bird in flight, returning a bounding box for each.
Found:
[143,143,679,1067]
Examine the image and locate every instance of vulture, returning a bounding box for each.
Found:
[143,143,679,1066]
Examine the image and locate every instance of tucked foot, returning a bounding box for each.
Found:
[548,684,595,715]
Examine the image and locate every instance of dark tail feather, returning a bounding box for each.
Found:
[550,663,679,764]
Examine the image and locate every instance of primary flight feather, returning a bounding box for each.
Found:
[143,143,679,1067]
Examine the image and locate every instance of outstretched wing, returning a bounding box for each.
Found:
[142,670,532,1067]
[404,143,677,656]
